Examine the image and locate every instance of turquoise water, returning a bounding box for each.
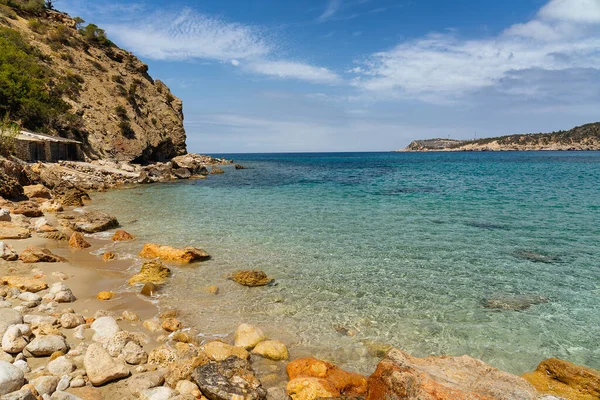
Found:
[92,152,600,375]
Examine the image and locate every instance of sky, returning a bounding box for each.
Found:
[59,0,600,153]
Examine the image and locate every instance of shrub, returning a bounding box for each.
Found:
[79,23,113,47]
[0,114,19,157]
[111,74,124,84]
[116,84,127,97]
[48,25,72,46]
[0,4,17,19]
[73,16,85,29]
[114,105,128,120]
[28,19,47,34]
[90,59,107,72]
[166,93,174,104]
[119,120,134,138]
[127,82,138,105]
[151,118,157,126]
[59,52,74,63]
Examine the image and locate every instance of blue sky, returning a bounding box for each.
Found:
[60,0,600,153]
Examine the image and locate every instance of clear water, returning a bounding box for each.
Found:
[92,152,600,375]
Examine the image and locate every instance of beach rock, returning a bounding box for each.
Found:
[0,222,30,240]
[112,230,135,241]
[139,387,179,400]
[287,357,367,398]
[39,201,63,213]
[68,233,90,249]
[127,370,166,397]
[235,324,266,350]
[1,277,47,293]
[57,375,70,391]
[47,356,76,375]
[0,350,12,362]
[192,356,267,400]
[165,353,209,387]
[172,168,191,179]
[0,209,9,222]
[286,377,339,400]
[0,242,18,261]
[122,340,148,365]
[10,202,42,218]
[210,167,224,175]
[1,387,38,400]
[139,243,210,263]
[365,348,536,400]
[18,292,41,302]
[171,154,209,175]
[84,343,130,386]
[129,261,171,285]
[176,380,201,397]
[105,331,148,357]
[25,335,68,357]
[19,247,66,263]
[65,211,119,233]
[72,326,85,341]
[522,358,600,400]
[0,361,25,395]
[46,283,76,303]
[231,270,273,287]
[30,375,60,396]
[12,359,29,374]
[96,291,114,301]
[252,340,289,361]
[23,185,51,200]
[102,251,116,261]
[38,231,68,241]
[162,318,182,332]
[143,318,163,332]
[205,285,219,295]
[60,313,85,329]
[122,311,140,322]
[23,314,57,326]
[148,345,178,367]
[91,316,121,343]
[50,391,81,400]
[1,324,32,353]
[202,341,249,361]
[483,294,549,311]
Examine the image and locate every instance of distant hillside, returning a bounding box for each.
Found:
[402,122,600,152]
[0,0,186,162]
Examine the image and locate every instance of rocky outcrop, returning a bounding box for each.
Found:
[522,358,600,400]
[365,348,537,400]
[139,244,210,263]
[1,276,48,292]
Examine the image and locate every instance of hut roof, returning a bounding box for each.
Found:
[16,130,81,144]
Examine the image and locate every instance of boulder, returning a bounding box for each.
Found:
[0,242,18,261]
[171,154,209,175]
[202,341,249,361]
[0,360,25,395]
[365,348,537,400]
[127,370,165,397]
[139,243,210,263]
[172,168,191,179]
[287,357,367,398]
[252,340,288,361]
[19,247,66,263]
[59,313,85,329]
[65,211,119,233]
[47,356,76,376]
[1,324,32,353]
[1,276,47,292]
[112,230,135,241]
[23,185,51,199]
[53,187,89,207]
[91,316,121,343]
[39,201,63,213]
[231,270,273,287]
[25,335,68,357]
[161,318,182,332]
[522,358,600,400]
[122,341,148,365]
[128,261,171,285]
[68,232,91,249]
[0,209,9,222]
[209,167,224,174]
[84,343,130,386]
[45,282,76,303]
[192,356,267,400]
[29,375,60,396]
[0,170,24,200]
[234,324,266,349]
[0,222,30,240]
[0,310,22,339]
[235,164,246,169]
[9,201,42,218]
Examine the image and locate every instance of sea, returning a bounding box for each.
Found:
[90,151,600,375]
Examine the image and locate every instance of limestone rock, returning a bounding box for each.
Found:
[231,270,273,287]
[39,201,63,213]
[141,282,159,296]
[143,318,163,332]
[47,356,76,376]
[68,232,91,249]
[84,343,130,386]
[112,230,135,241]
[1,324,32,353]
[1,387,37,399]
[45,282,76,303]
[522,358,600,400]
[0,360,25,396]
[287,357,367,398]
[30,375,60,396]
[91,316,121,343]
[161,318,182,332]
[171,154,210,175]
[129,261,171,285]
[19,247,66,263]
[252,340,289,361]
[205,285,219,295]
[165,354,209,387]
[172,167,191,179]
[175,380,201,397]
[192,356,267,400]
[122,311,140,322]
[10,201,42,218]
[127,370,165,397]
[60,313,85,329]
[1,276,47,293]
[0,209,10,222]
[25,335,68,357]
[23,185,52,199]
[139,387,179,400]
[235,324,266,349]
[105,331,147,357]
[210,167,224,174]
[65,211,119,233]
[202,341,249,361]
[365,348,536,400]
[0,222,30,240]
[50,391,82,400]
[122,340,148,365]
[0,242,18,261]
[139,243,210,263]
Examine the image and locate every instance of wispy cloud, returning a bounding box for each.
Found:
[245,60,342,84]
[317,0,343,22]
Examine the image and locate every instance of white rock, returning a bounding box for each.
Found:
[30,375,60,396]
[51,391,82,400]
[234,323,266,349]
[12,359,30,374]
[0,360,24,395]
[12,306,27,314]
[83,343,129,386]
[0,350,13,362]
[56,375,71,391]
[139,387,179,400]
[25,335,68,357]
[0,309,23,338]
[47,356,75,375]
[0,300,12,308]
[91,316,121,343]
[127,370,165,397]
[23,315,57,326]
[51,272,69,281]
[69,377,85,388]
[72,325,85,341]
[46,283,76,303]
[1,387,37,400]
[38,302,59,314]
[18,292,42,302]
[34,218,48,230]
[59,314,85,329]
[175,380,200,396]
[122,340,147,365]
[2,324,32,353]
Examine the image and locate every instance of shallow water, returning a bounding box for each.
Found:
[92,152,600,375]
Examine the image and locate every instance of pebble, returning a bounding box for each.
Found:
[69,377,85,388]
[73,325,85,341]
[56,375,71,391]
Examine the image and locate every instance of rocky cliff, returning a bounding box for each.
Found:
[0,3,186,162]
[402,122,600,152]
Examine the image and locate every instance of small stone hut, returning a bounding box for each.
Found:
[14,130,82,162]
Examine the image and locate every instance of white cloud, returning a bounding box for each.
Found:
[317,0,343,22]
[231,59,240,67]
[351,0,600,102]
[245,60,342,84]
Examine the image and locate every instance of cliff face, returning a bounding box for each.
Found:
[402,123,600,152]
[0,7,187,162]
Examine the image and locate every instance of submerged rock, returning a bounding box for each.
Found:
[202,341,249,361]
[140,282,159,297]
[252,340,289,361]
[129,261,171,285]
[231,270,273,287]
[65,211,119,233]
[102,251,116,261]
[483,294,549,311]
[234,324,266,350]
[112,230,135,241]
[210,167,225,175]
[192,356,267,400]
[139,243,210,263]
[522,358,600,400]
[513,250,560,264]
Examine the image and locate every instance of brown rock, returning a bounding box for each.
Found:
[139,243,210,263]
[69,232,91,249]
[65,211,119,233]
[140,282,159,296]
[209,167,225,174]
[128,261,171,285]
[102,251,116,261]
[287,357,367,397]
[54,187,89,207]
[231,270,273,287]
[205,285,219,295]
[252,340,289,361]
[162,318,182,332]
[19,246,66,263]
[97,291,114,301]
[39,201,63,213]
[365,348,537,400]
[10,201,43,217]
[0,221,30,239]
[112,229,135,241]
[1,275,48,292]
[37,224,58,233]
[23,184,52,199]
[522,358,600,400]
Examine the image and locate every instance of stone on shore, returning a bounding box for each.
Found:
[202,341,249,361]
[19,247,66,263]
[234,324,266,350]
[176,380,201,397]
[172,168,191,179]
[127,370,165,397]
[0,242,18,261]
[47,356,76,375]
[40,201,63,213]
[23,184,51,199]
[2,324,32,353]
[139,387,179,400]
[0,360,25,395]
[139,243,210,263]
[122,341,148,365]
[65,211,119,233]
[1,387,38,399]
[287,357,367,398]
[161,318,182,332]
[68,232,91,249]
[252,340,289,361]
[192,356,267,400]
[50,391,82,400]
[129,261,171,285]
[286,377,339,400]
[45,282,76,303]
[365,348,537,400]
[60,313,85,329]
[25,335,68,357]
[96,291,114,301]
[0,209,10,222]
[30,375,60,396]
[140,282,159,296]
[9,201,43,218]
[102,251,116,261]
[112,230,135,241]
[84,343,130,386]
[522,358,600,400]
[0,222,30,240]
[91,316,121,343]
[1,276,48,293]
[231,270,273,287]
[171,154,210,175]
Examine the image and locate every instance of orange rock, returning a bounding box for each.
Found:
[37,224,58,233]
[287,357,367,397]
[85,317,95,324]
[522,358,600,400]
[139,243,210,263]
[162,318,183,332]
[96,291,114,301]
[69,232,91,249]
[112,229,135,241]
[19,246,66,263]
[102,251,116,261]
[287,377,340,400]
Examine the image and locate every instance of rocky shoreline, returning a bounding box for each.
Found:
[0,155,599,400]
